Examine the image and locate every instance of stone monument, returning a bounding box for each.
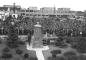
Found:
[32,22,43,48]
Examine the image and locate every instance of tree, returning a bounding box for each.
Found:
[5,20,19,49]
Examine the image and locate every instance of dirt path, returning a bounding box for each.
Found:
[26,43,49,60]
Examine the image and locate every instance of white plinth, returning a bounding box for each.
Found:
[26,43,49,60]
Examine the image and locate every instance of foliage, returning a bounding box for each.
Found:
[23,53,29,58]
[66,55,78,60]
[71,37,86,53]
[29,56,38,60]
[78,55,86,60]
[51,50,62,55]
[63,51,77,57]
[2,47,10,53]
[1,53,13,59]
[16,49,23,55]
[48,56,66,60]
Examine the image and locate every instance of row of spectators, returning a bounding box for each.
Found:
[14,16,86,37]
[0,15,86,37]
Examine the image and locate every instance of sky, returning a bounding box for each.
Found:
[0,0,86,11]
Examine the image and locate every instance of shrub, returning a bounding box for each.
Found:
[17,41,25,45]
[16,49,23,55]
[71,37,86,53]
[29,56,38,60]
[63,51,77,57]
[2,47,10,53]
[78,55,86,60]
[56,56,66,60]
[51,50,62,58]
[48,56,55,60]
[1,53,13,59]
[66,55,78,60]
[23,53,29,58]
[6,41,19,49]
[0,40,2,44]
[51,50,62,55]
[48,56,66,60]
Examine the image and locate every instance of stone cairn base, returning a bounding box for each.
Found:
[31,37,43,48]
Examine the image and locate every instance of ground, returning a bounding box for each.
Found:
[0,37,37,60]
[1,36,86,60]
[43,44,80,60]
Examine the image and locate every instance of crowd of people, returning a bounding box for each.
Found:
[12,15,86,37]
[0,14,86,37]
[0,14,86,60]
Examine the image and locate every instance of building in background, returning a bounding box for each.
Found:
[40,7,56,18]
[75,11,84,17]
[4,3,21,16]
[0,3,22,20]
[20,7,38,18]
[20,7,76,18]
[20,7,56,18]
[57,8,70,11]
[57,8,76,18]
[40,7,55,14]
[28,7,38,10]
[0,7,10,20]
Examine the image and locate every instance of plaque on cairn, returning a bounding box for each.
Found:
[32,22,43,48]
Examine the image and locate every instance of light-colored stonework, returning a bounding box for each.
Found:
[31,22,43,48]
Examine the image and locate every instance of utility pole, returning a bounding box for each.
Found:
[13,3,15,14]
[54,5,56,14]
[54,5,56,17]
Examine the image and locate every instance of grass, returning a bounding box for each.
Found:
[0,37,37,60]
[42,37,86,60]
[43,44,79,60]
[43,45,63,60]
[1,36,86,60]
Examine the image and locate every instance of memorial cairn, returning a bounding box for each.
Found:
[31,22,43,48]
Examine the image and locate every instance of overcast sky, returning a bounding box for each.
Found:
[0,0,86,11]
